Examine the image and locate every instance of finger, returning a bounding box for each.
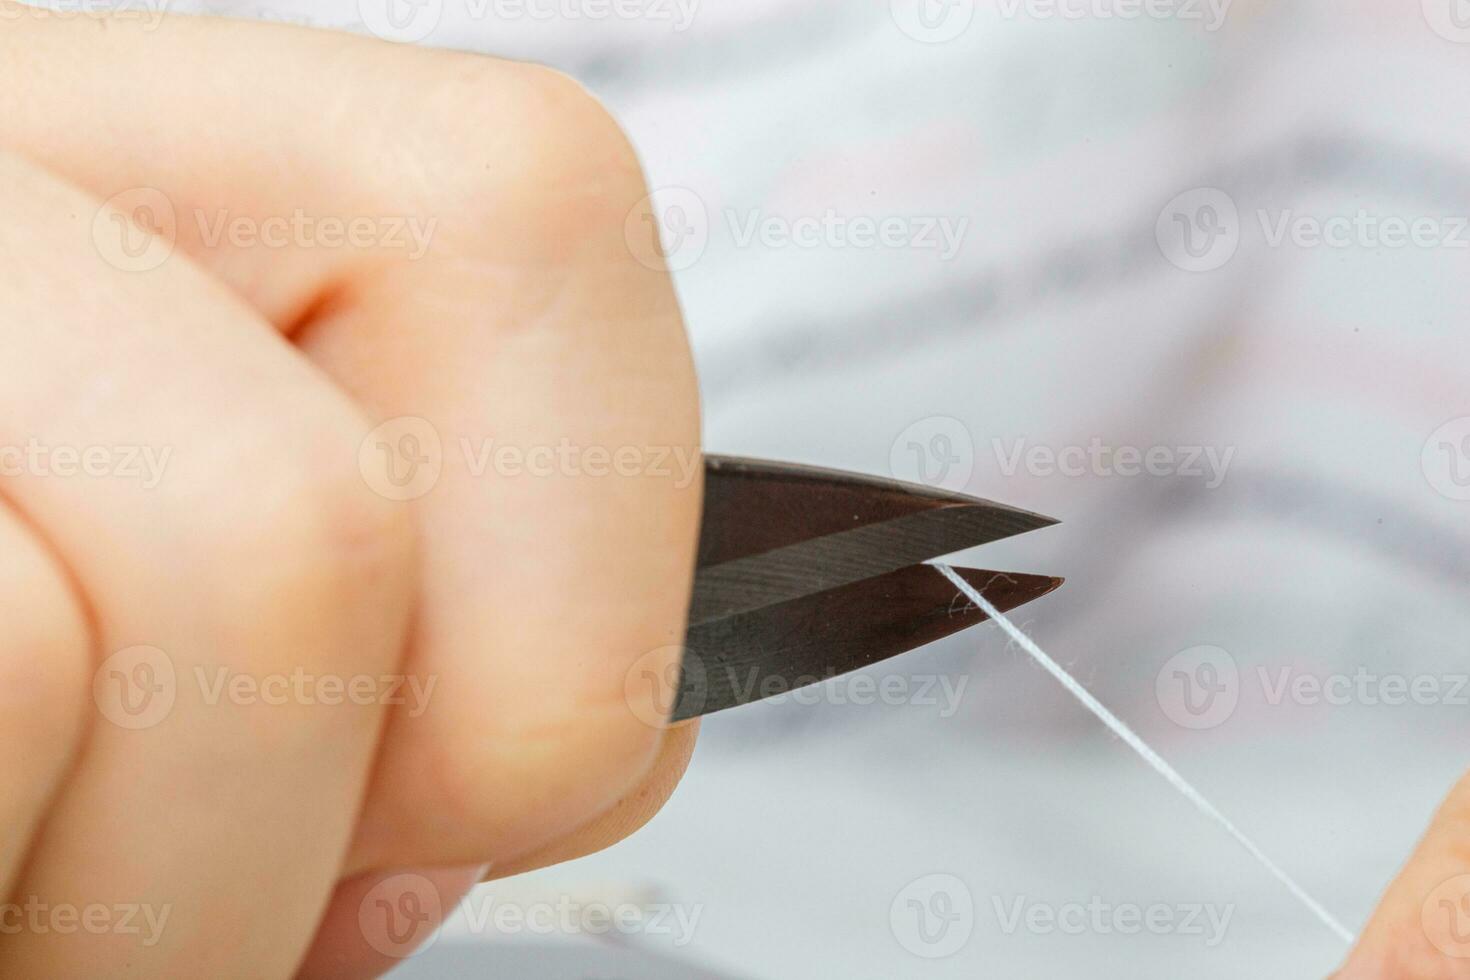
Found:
[1338,769,1470,979]
[0,152,415,976]
[295,865,487,980]
[482,721,700,883]
[296,725,696,978]
[314,119,704,872]
[0,6,578,328]
[295,724,698,979]
[0,498,91,896]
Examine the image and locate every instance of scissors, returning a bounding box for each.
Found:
[675,456,1062,721]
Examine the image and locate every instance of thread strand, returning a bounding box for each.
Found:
[934,563,1355,946]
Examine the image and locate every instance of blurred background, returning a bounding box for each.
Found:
[123,0,1470,974]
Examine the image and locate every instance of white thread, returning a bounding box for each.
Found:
[934,563,1355,946]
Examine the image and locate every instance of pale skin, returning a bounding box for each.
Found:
[0,8,1460,978]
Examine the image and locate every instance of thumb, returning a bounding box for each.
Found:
[1338,770,1470,979]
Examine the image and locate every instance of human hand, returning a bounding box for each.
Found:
[0,8,700,976]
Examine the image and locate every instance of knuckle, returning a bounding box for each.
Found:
[407,59,649,250]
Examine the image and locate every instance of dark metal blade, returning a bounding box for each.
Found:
[691,457,1058,627]
[674,565,1063,721]
[697,455,1057,567]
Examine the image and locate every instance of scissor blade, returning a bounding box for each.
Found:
[689,502,1057,627]
[698,455,1057,567]
[675,566,1062,721]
